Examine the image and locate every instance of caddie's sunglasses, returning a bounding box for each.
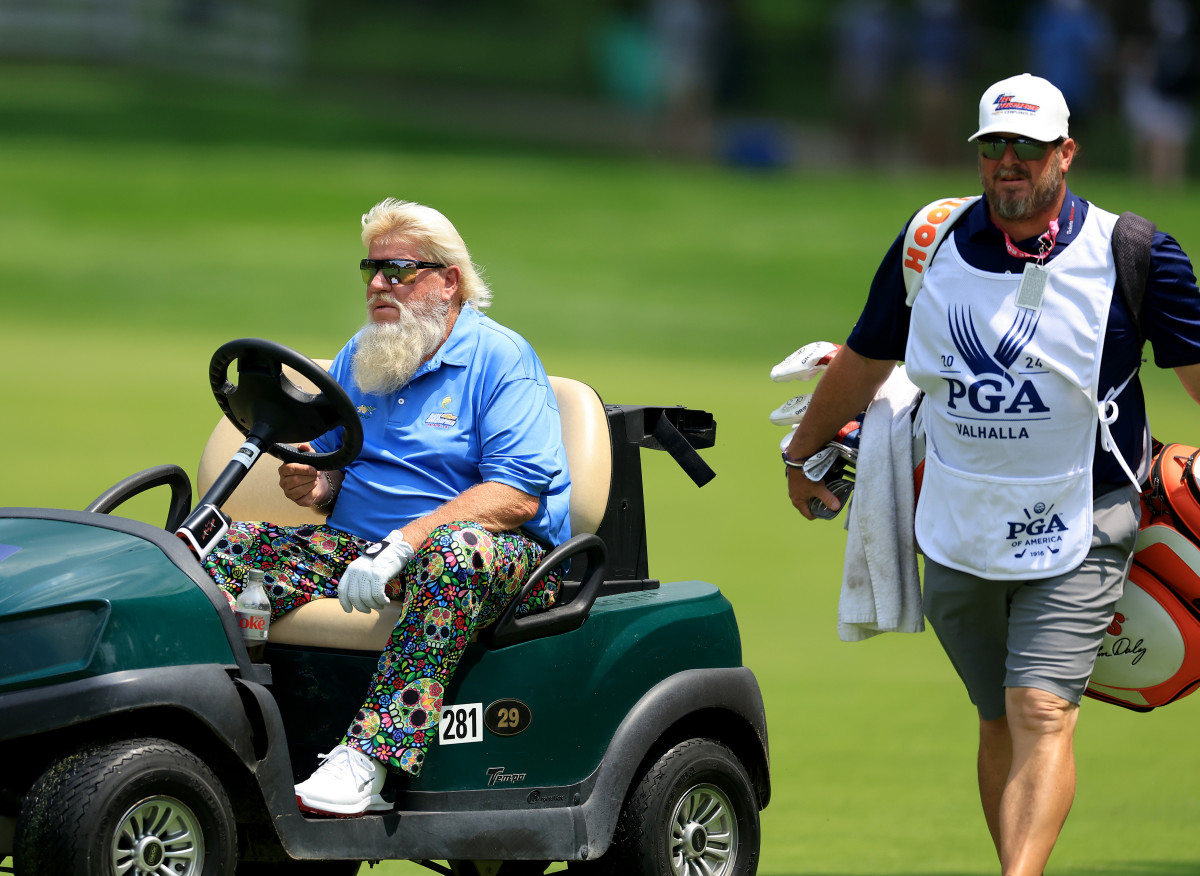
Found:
[360,258,445,285]
[976,135,1058,161]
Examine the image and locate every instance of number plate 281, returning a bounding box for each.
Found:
[439,703,483,745]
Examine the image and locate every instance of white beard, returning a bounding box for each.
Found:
[351,294,450,395]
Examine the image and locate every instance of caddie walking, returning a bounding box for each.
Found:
[785,74,1200,875]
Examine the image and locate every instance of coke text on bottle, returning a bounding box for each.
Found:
[234,569,271,662]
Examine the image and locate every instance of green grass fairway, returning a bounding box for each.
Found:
[2,65,1198,875]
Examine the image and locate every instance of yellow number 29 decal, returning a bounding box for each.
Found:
[484,699,533,737]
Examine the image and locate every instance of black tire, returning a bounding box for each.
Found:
[598,738,760,876]
[14,738,236,876]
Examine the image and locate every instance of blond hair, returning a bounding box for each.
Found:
[360,198,493,311]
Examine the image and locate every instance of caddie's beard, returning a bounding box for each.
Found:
[352,294,450,395]
[980,150,1064,222]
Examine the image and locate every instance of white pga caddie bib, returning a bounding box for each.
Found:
[904,205,1119,580]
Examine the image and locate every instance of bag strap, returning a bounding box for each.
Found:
[1111,211,1157,350]
[651,411,716,488]
[904,203,1158,334]
[902,196,981,306]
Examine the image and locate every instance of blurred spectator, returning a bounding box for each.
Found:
[711,0,750,113]
[1122,0,1198,186]
[650,0,721,159]
[1026,0,1113,133]
[594,0,659,116]
[907,0,971,167]
[830,0,898,166]
[710,1,791,171]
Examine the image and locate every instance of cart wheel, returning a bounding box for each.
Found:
[14,738,235,876]
[597,738,760,876]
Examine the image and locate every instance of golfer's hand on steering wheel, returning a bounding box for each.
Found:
[338,530,415,614]
[278,443,327,508]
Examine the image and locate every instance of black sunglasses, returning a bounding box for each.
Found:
[976,135,1058,161]
[360,258,445,285]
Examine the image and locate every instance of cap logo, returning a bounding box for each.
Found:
[993,93,1040,114]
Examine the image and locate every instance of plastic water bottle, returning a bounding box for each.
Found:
[234,569,271,662]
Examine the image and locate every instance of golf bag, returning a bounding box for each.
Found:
[1086,443,1200,711]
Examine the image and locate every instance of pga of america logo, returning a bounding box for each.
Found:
[1006,502,1068,559]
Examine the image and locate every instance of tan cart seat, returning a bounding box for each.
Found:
[196,365,611,651]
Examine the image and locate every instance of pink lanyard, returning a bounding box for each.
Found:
[1003,219,1059,263]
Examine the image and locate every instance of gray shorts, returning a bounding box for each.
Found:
[923,485,1141,721]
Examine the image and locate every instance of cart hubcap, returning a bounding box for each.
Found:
[669,782,737,876]
[112,795,204,876]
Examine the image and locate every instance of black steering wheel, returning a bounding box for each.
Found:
[209,338,363,471]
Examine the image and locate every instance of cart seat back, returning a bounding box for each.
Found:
[196,365,611,650]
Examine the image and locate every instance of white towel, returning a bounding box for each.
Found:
[837,367,924,642]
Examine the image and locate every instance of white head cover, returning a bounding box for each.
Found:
[770,341,839,382]
[969,73,1070,143]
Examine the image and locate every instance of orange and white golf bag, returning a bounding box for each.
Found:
[1086,443,1200,711]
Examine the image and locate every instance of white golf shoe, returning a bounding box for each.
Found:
[295,745,390,817]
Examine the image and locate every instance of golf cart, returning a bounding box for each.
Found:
[0,339,770,875]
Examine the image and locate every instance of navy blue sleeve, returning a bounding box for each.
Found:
[845,226,912,361]
[1145,231,1200,369]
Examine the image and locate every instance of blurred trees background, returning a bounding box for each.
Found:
[0,0,1195,179]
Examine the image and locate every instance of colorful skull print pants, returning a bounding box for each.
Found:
[204,520,560,775]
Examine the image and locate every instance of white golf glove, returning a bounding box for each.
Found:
[338,530,415,614]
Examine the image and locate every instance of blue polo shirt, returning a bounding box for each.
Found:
[847,189,1200,488]
[311,306,572,546]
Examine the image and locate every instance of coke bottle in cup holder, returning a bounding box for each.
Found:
[234,569,271,662]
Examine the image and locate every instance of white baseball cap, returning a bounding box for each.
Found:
[968,73,1070,143]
